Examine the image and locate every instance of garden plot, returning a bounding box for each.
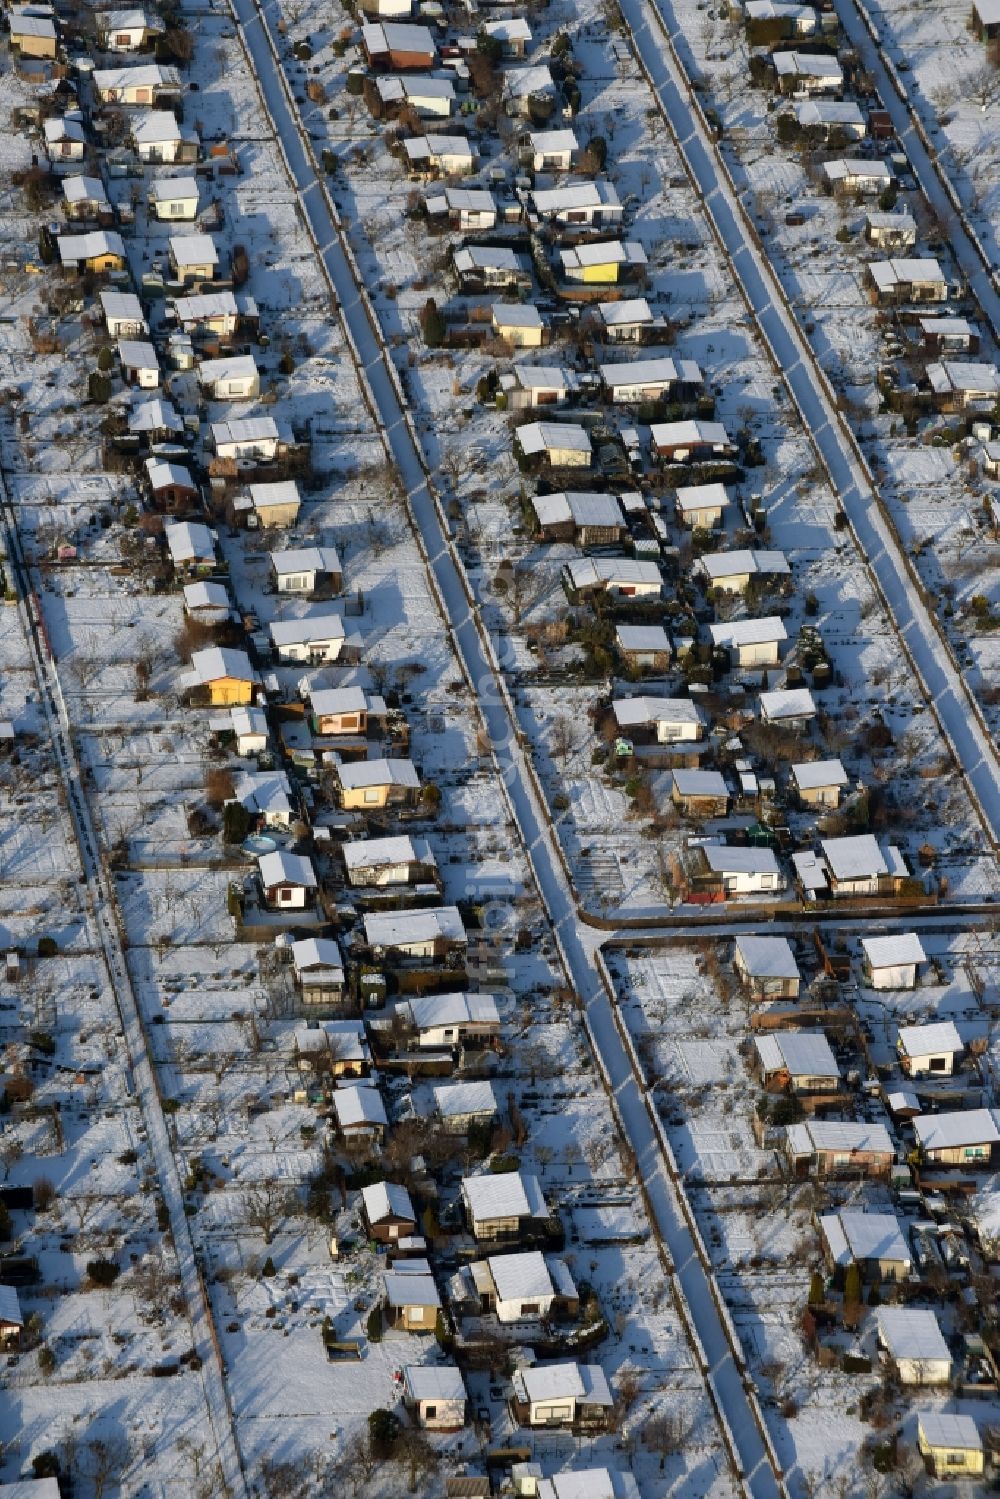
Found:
[860,0,1000,255]
[0,1376,214,1499]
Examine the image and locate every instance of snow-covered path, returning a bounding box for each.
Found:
[230,0,788,1492]
[622,0,1000,848]
[831,0,1000,343]
[0,489,248,1498]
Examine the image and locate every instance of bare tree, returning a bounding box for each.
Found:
[644,1411,690,1468]
[244,1183,292,1246]
[334,1431,376,1498]
[81,1434,131,1499]
[394,1429,437,1492]
[0,1136,23,1181]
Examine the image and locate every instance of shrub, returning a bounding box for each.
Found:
[88,373,112,404]
[420,298,446,348]
[366,1305,383,1343]
[97,345,114,373]
[86,1258,121,1288]
[368,1407,399,1458]
[36,936,57,958]
[279,349,295,376]
[29,1031,55,1055]
[261,1256,276,1278]
[222,801,252,845]
[33,1177,56,1213]
[38,1346,55,1376]
[32,1453,61,1480]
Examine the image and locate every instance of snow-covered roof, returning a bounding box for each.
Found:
[249,479,300,510]
[492,302,544,328]
[150,175,199,201]
[877,1307,950,1364]
[701,844,781,877]
[616,624,670,653]
[404,134,474,165]
[58,230,126,263]
[362,19,435,52]
[0,1284,22,1326]
[12,12,57,37]
[190,646,255,685]
[917,1412,981,1452]
[184,581,229,613]
[565,558,662,590]
[165,519,214,563]
[463,1172,547,1221]
[197,352,260,383]
[760,686,816,722]
[63,175,108,205]
[272,546,341,579]
[146,459,192,492]
[823,157,891,184]
[532,180,620,215]
[258,849,316,889]
[361,1180,415,1224]
[291,937,344,975]
[613,695,705,728]
[754,1030,839,1080]
[698,548,788,579]
[861,933,927,970]
[913,1108,1000,1152]
[927,359,1000,396]
[120,338,158,371]
[45,116,86,145]
[270,613,345,648]
[101,290,145,325]
[234,770,291,820]
[538,1471,640,1499]
[489,1249,560,1304]
[819,1209,910,1268]
[529,126,578,155]
[377,74,454,104]
[674,481,728,513]
[406,992,499,1031]
[384,1270,440,1308]
[773,49,842,79]
[560,240,646,272]
[533,491,621,528]
[598,296,653,328]
[821,834,888,882]
[342,833,433,872]
[786,1120,892,1156]
[513,1361,613,1407]
[791,758,847,791]
[511,364,577,391]
[134,111,188,145]
[94,63,180,90]
[100,8,162,31]
[309,687,368,718]
[795,100,864,126]
[516,421,591,456]
[454,245,525,274]
[896,1019,961,1057]
[337,757,419,791]
[734,934,799,980]
[710,616,787,649]
[365,906,466,949]
[600,356,699,388]
[130,395,183,433]
[870,257,946,291]
[432,1079,497,1118]
[673,769,727,797]
[333,1084,387,1129]
[179,292,240,325]
[403,1364,465,1402]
